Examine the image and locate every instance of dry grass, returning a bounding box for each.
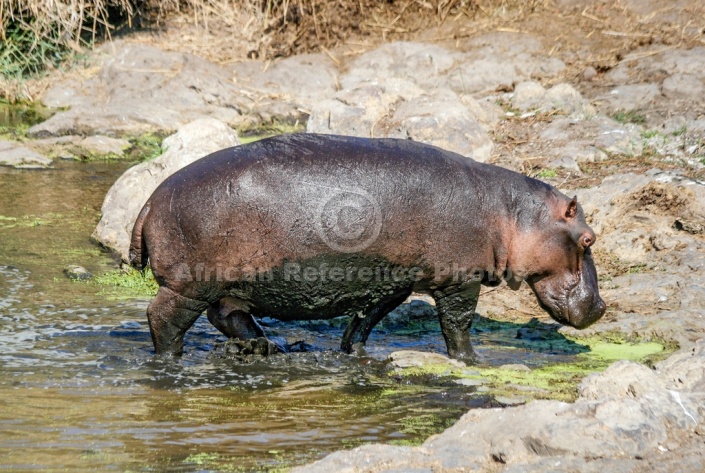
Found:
[178,0,551,59]
[0,0,134,47]
[1,0,138,101]
[0,0,551,100]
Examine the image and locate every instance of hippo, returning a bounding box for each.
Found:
[130,133,605,360]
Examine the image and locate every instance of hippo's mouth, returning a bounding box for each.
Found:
[532,283,572,326]
[529,272,605,329]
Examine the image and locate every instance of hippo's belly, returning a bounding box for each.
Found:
[223,256,425,321]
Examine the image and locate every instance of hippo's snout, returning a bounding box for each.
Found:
[567,294,606,329]
[565,250,606,329]
[529,248,606,329]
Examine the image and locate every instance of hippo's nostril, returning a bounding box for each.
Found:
[580,233,595,248]
[589,298,607,322]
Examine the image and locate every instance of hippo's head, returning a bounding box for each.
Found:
[519,195,606,329]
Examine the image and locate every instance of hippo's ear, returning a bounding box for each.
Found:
[565,196,578,220]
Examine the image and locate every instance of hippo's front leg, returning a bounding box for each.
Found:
[434,282,480,362]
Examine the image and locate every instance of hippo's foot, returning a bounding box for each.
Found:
[447,345,478,363]
[207,297,266,339]
[220,337,283,357]
[214,337,313,361]
[147,287,208,356]
[341,289,412,354]
[435,284,480,363]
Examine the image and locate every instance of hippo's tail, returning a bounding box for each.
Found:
[129,202,151,270]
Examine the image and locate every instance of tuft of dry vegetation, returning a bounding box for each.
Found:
[0,0,139,99]
[212,0,550,59]
[1,0,551,100]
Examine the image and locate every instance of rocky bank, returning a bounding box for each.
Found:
[5,0,705,470]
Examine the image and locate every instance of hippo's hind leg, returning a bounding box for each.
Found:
[434,282,481,362]
[147,287,208,356]
[207,297,265,340]
[207,297,283,356]
[341,289,412,353]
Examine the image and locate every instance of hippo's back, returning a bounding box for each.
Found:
[156,133,475,193]
[137,134,526,300]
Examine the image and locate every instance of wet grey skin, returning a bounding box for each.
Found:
[130,133,606,360]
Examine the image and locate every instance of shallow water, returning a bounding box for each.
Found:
[0,159,658,472]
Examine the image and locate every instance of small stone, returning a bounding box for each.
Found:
[549,155,581,172]
[674,219,704,234]
[544,83,596,118]
[120,321,142,329]
[454,378,487,386]
[583,66,597,80]
[64,265,93,281]
[388,350,466,369]
[512,81,547,111]
[499,364,532,372]
[494,395,527,405]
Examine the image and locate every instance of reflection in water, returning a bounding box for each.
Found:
[0,161,590,472]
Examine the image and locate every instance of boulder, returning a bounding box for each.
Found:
[27,134,132,161]
[539,116,643,171]
[307,79,425,137]
[388,89,494,162]
[595,83,661,114]
[0,140,52,168]
[30,42,251,137]
[307,80,493,162]
[76,135,131,159]
[340,42,459,91]
[512,81,547,111]
[512,82,595,118]
[442,32,566,96]
[92,118,240,261]
[232,53,339,115]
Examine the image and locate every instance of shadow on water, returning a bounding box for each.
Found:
[471,315,591,363]
[0,156,665,472]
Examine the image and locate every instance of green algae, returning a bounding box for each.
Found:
[391,323,674,403]
[398,413,454,437]
[90,266,159,299]
[237,121,305,144]
[580,340,664,362]
[126,133,164,162]
[0,214,51,229]
[535,168,558,179]
[183,452,221,465]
